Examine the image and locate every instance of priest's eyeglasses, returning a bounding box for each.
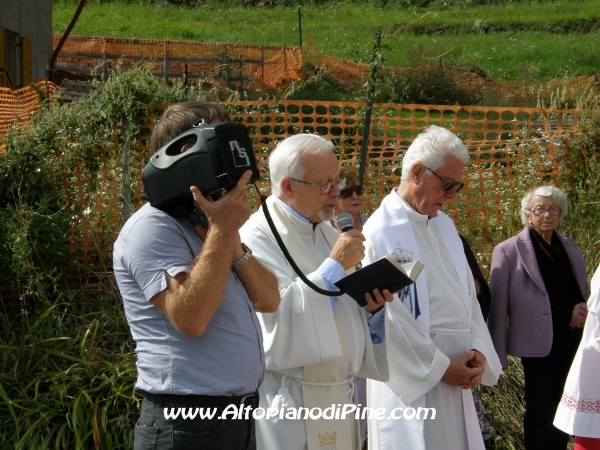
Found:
[338,185,364,199]
[425,167,465,192]
[290,177,347,195]
[531,206,561,216]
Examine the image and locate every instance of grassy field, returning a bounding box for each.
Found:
[52,0,600,81]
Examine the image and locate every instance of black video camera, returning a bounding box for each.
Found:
[142,122,260,217]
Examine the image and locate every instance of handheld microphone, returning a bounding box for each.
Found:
[336,212,355,233]
[336,213,362,270]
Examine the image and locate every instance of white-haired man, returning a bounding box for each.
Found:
[239,133,392,450]
[363,125,501,450]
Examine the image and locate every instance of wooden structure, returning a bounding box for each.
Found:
[1,0,53,88]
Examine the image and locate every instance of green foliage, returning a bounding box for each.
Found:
[95,62,191,128]
[0,64,203,449]
[282,77,355,101]
[375,64,484,105]
[0,64,187,304]
[0,293,138,449]
[560,102,600,271]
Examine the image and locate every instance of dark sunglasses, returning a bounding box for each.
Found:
[338,185,365,199]
[425,167,465,192]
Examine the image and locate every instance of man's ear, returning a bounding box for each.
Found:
[411,162,425,184]
[280,178,295,199]
[180,143,194,153]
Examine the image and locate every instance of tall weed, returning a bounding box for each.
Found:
[0,290,138,449]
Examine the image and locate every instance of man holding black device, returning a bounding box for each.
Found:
[113,102,279,450]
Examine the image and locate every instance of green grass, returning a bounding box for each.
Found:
[387,31,600,81]
[52,1,600,81]
[0,294,138,449]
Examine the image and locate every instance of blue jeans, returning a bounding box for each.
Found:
[134,396,256,450]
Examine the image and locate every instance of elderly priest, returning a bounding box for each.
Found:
[363,125,501,450]
[240,133,392,450]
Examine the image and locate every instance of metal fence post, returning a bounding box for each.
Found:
[298,8,302,48]
[359,30,382,186]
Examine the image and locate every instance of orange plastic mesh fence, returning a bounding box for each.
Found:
[54,34,600,102]
[0,82,58,136]
[77,102,580,276]
[227,101,577,222]
[0,99,581,280]
[53,34,302,88]
[61,144,122,284]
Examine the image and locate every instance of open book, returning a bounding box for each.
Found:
[334,255,424,307]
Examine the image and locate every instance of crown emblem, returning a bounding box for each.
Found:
[390,244,413,264]
[318,432,337,447]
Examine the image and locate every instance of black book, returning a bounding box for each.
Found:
[334,256,424,307]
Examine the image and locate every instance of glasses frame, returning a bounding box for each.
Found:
[289,177,347,195]
[424,167,465,192]
[338,185,365,199]
[530,206,561,217]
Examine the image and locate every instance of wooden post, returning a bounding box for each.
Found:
[261,45,264,87]
[221,45,229,87]
[122,115,131,222]
[239,56,243,95]
[163,42,168,83]
[102,50,107,81]
[184,63,188,94]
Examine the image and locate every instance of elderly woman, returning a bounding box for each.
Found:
[489,185,590,450]
[332,166,367,231]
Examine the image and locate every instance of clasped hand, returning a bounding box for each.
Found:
[569,302,588,329]
[442,350,486,389]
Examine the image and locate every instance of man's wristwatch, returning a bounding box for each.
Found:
[232,243,252,268]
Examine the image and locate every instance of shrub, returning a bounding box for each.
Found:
[374,64,484,105]
[0,63,201,449]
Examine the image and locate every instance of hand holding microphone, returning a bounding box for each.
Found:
[330,213,365,271]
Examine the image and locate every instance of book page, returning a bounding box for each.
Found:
[384,255,408,275]
[401,260,424,281]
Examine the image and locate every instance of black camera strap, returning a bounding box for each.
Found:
[258,193,344,297]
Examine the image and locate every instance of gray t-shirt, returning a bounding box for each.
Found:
[113,203,264,396]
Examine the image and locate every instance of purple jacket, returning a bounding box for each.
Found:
[488,227,589,368]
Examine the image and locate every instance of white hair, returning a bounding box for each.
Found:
[269,134,334,197]
[401,125,469,182]
[520,185,569,225]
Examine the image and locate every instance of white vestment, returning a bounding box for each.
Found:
[362,190,501,450]
[239,196,388,450]
[554,263,600,439]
